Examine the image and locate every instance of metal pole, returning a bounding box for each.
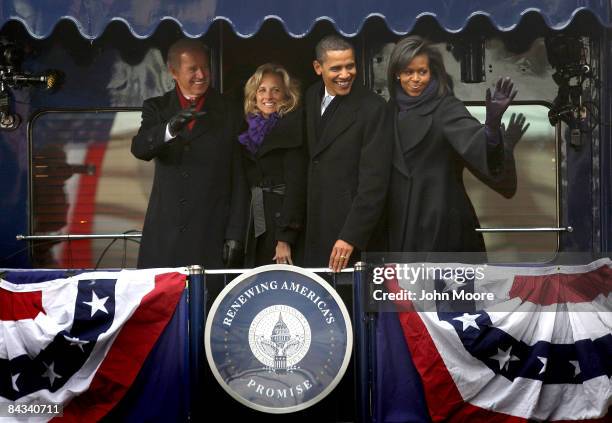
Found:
[600,28,612,253]
[186,265,205,421]
[476,226,573,233]
[352,261,370,423]
[16,233,142,240]
[368,301,378,423]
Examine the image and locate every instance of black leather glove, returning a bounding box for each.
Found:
[222,239,243,268]
[485,77,518,129]
[168,105,206,137]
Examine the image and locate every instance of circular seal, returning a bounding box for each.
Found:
[248,304,312,369]
[205,264,353,414]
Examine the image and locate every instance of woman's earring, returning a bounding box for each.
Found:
[396,76,400,80]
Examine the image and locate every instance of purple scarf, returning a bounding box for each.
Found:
[239,113,279,154]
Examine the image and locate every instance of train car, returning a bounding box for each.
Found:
[0,1,610,421]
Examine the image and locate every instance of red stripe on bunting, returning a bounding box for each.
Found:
[56,271,186,422]
[510,264,612,305]
[0,287,44,320]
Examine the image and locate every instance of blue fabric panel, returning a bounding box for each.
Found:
[1,0,610,39]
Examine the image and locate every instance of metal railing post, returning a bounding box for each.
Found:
[187,265,206,421]
[352,261,370,423]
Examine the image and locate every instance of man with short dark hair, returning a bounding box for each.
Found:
[131,39,245,268]
[304,35,391,271]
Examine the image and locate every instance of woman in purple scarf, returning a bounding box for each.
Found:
[238,63,305,266]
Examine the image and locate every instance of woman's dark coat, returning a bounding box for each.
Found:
[239,110,306,266]
[131,88,247,268]
[387,93,516,253]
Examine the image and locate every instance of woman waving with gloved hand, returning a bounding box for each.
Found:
[386,35,519,253]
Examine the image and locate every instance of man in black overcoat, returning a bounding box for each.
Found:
[303,35,392,271]
[131,39,246,268]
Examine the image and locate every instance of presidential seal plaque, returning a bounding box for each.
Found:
[205,264,353,413]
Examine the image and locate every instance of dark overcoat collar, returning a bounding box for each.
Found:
[389,94,446,177]
[256,111,302,157]
[306,81,367,158]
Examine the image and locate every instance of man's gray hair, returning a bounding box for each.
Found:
[315,35,354,63]
[167,39,210,69]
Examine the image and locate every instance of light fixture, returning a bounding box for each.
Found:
[0,39,63,131]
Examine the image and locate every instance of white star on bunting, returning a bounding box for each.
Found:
[441,277,467,293]
[42,362,62,387]
[11,373,20,392]
[537,356,548,375]
[452,313,481,331]
[569,360,581,377]
[489,346,520,371]
[63,334,90,352]
[83,291,109,317]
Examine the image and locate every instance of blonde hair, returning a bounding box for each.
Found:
[243,63,300,117]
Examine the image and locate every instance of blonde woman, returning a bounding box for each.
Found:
[238,63,305,266]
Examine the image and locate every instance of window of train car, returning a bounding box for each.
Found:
[30,110,150,268]
[465,104,558,259]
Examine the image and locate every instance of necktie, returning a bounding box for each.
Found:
[321,94,333,115]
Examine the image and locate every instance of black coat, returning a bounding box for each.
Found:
[131,88,246,268]
[239,110,306,266]
[303,82,392,266]
[387,93,516,252]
